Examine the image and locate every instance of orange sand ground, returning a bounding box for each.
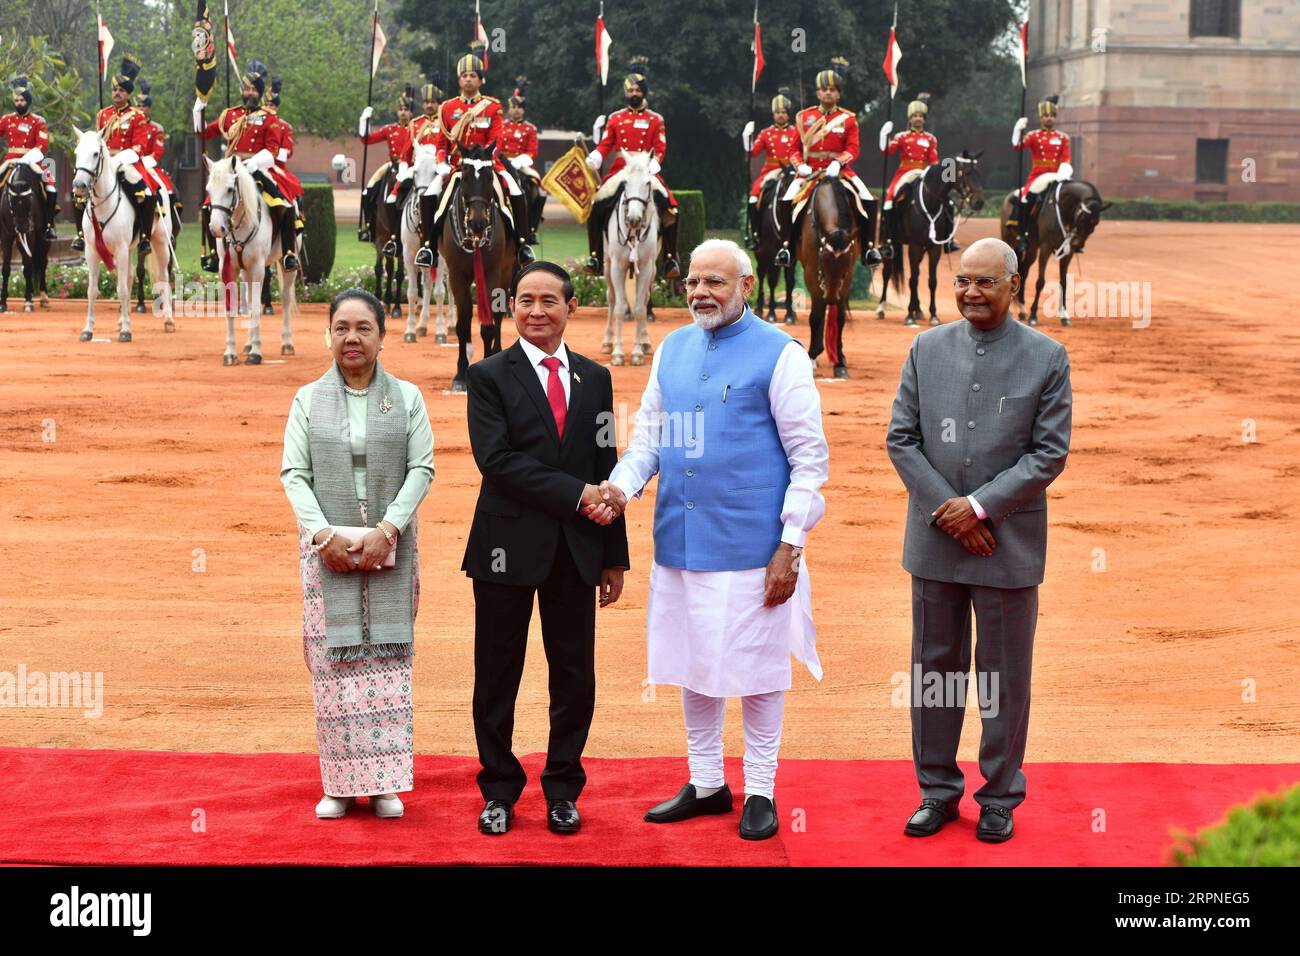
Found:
[2,220,1298,770]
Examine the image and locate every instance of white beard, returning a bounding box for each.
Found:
[690,290,745,331]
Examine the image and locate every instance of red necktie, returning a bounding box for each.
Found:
[540,356,566,440]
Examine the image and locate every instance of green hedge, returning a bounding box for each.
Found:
[675,190,706,271]
[966,195,1299,222]
[1171,783,1300,866]
[299,183,337,284]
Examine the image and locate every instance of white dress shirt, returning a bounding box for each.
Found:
[517,336,571,406]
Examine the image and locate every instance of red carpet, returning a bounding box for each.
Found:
[1,747,1294,866]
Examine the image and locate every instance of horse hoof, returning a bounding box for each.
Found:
[435,333,447,345]
[118,331,132,343]
[164,319,176,332]
[450,378,467,394]
[875,308,886,320]
[246,352,263,365]
[1028,316,1040,327]
[647,314,657,323]
[611,355,625,367]
[929,316,941,326]
[600,342,612,354]
[784,314,796,326]
[418,327,428,337]
[262,305,274,315]
[631,354,645,366]
[242,343,252,353]
[904,317,919,327]
[834,366,849,379]
[223,353,239,366]
[404,333,417,343]
[40,298,49,310]
[1061,316,1072,327]
[281,344,295,356]
[0,304,8,314]
[765,314,777,324]
[79,330,92,341]
[24,302,34,313]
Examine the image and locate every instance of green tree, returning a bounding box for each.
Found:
[396,0,1018,225]
[0,34,90,153]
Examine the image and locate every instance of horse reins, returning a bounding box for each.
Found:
[76,147,123,232]
[209,165,263,270]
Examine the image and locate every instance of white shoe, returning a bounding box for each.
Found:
[371,793,404,819]
[315,795,356,819]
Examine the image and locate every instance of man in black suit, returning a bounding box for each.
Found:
[463,260,629,835]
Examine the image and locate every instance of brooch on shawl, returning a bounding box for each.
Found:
[380,393,393,414]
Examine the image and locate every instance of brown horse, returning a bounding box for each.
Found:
[878,151,985,327]
[1000,179,1109,326]
[754,166,798,325]
[372,166,405,320]
[438,143,520,392]
[797,175,866,379]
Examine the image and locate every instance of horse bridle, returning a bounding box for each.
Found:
[917,159,980,246]
[209,164,262,257]
[1049,181,1101,260]
[450,159,496,251]
[75,145,123,230]
[3,168,36,235]
[617,183,652,246]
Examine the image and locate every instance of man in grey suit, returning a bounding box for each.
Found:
[886,237,1071,843]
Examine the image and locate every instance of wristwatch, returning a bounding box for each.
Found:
[790,546,803,571]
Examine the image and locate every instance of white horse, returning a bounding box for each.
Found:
[204,155,296,365]
[601,150,657,367]
[71,128,174,342]
[401,148,448,343]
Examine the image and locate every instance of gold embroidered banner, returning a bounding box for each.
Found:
[540,145,599,223]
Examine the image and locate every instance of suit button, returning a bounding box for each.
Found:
[976,348,986,355]
[686,501,695,509]
[686,437,695,446]
[967,420,976,429]
[708,343,717,350]
[686,469,695,477]
[972,383,981,391]
[694,403,702,411]
[964,458,973,467]
[700,373,710,381]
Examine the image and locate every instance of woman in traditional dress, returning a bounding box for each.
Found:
[280,289,434,819]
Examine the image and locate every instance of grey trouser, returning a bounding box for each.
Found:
[910,575,1038,809]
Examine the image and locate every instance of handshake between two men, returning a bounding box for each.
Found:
[580,480,626,526]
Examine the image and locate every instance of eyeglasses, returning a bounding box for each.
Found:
[953,274,1011,291]
[683,275,735,292]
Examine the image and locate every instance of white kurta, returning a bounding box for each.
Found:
[609,333,829,698]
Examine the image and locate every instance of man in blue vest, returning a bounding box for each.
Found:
[592,238,830,841]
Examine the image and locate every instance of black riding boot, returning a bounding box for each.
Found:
[70,198,87,250]
[1013,196,1033,260]
[880,207,896,260]
[358,186,376,242]
[772,198,794,267]
[135,192,157,254]
[280,208,300,272]
[584,206,605,275]
[415,192,441,267]
[510,192,535,265]
[658,209,681,279]
[43,190,58,240]
[201,205,218,272]
[746,199,760,250]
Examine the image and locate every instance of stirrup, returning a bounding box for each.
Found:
[71,235,86,251]
[45,226,57,240]
[414,246,433,267]
[773,247,792,268]
[744,233,759,251]
[662,257,681,279]
[201,253,218,273]
[862,246,881,266]
[517,244,536,265]
[381,238,398,257]
[282,252,300,272]
[881,243,896,261]
[582,253,602,276]
[137,237,152,254]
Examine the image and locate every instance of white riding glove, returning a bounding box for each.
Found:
[143,155,158,169]
[192,97,205,133]
[742,120,755,153]
[510,153,532,169]
[648,156,661,175]
[396,161,412,180]
[825,160,842,178]
[1057,162,1074,180]
[796,163,812,178]
[1012,116,1028,146]
[20,147,44,166]
[585,149,603,170]
[427,173,446,197]
[879,121,894,152]
[243,148,274,173]
[115,148,141,166]
[592,115,606,143]
[358,106,374,138]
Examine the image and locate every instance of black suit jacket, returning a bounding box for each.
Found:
[462,340,629,588]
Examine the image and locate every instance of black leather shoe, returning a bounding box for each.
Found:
[517,243,536,266]
[137,237,152,254]
[582,253,602,276]
[414,245,434,268]
[862,246,882,266]
[547,799,581,834]
[70,235,86,251]
[903,797,961,837]
[739,795,779,841]
[201,252,218,273]
[772,247,792,268]
[478,799,514,835]
[644,783,734,824]
[976,804,1014,843]
[45,225,57,241]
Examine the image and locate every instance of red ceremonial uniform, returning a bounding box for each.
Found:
[795,105,863,182]
[361,122,412,164]
[593,105,675,205]
[264,109,303,201]
[499,119,538,160]
[748,123,802,197]
[408,114,439,158]
[0,111,55,186]
[97,104,161,192]
[435,94,506,173]
[883,128,939,202]
[139,119,176,194]
[1016,127,1071,198]
[201,105,296,201]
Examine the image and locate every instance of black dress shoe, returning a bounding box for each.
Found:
[903,797,961,837]
[547,799,581,834]
[739,795,779,841]
[477,799,514,835]
[644,783,734,824]
[70,235,86,251]
[976,804,1014,843]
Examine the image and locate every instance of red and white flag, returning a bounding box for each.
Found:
[595,7,612,85]
[371,13,387,77]
[224,0,238,79]
[475,0,489,72]
[882,25,902,98]
[751,9,765,93]
[1016,19,1029,87]
[97,12,114,80]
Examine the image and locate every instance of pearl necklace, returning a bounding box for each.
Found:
[343,384,369,397]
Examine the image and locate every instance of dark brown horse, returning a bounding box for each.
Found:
[372,166,405,320]
[0,163,49,314]
[798,174,868,379]
[754,166,798,325]
[878,151,985,327]
[1000,179,1109,326]
[439,143,519,392]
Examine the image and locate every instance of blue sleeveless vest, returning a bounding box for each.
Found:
[652,307,795,571]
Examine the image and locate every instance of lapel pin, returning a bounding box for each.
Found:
[573,372,582,383]
[380,394,393,414]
